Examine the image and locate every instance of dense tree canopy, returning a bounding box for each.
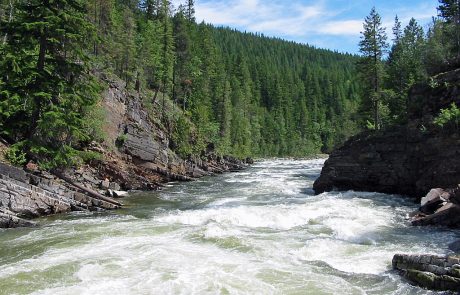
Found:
[1,0,458,169]
[0,0,99,168]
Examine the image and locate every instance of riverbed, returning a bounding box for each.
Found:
[0,159,458,294]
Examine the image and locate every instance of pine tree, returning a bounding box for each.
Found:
[438,0,460,58]
[387,18,425,123]
[358,7,388,129]
[157,0,174,121]
[0,0,99,167]
[186,0,195,22]
[392,15,403,44]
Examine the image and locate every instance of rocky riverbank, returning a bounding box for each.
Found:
[0,75,250,228]
[313,69,460,291]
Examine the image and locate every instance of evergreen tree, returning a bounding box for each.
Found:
[0,0,99,167]
[387,18,426,123]
[358,7,388,129]
[438,0,460,58]
[186,0,195,22]
[158,0,174,119]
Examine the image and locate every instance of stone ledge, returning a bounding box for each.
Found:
[393,253,460,291]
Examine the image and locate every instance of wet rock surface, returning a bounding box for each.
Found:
[393,253,460,292]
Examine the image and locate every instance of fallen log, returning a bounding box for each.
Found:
[53,172,122,207]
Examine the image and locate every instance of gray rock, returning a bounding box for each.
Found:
[420,188,448,214]
[109,182,121,191]
[100,179,110,189]
[393,253,460,292]
[0,163,119,228]
[412,203,460,227]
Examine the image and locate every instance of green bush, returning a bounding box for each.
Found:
[116,134,128,148]
[5,142,27,166]
[433,103,460,131]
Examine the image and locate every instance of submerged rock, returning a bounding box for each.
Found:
[392,253,460,292]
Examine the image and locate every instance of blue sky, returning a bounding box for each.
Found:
[173,0,439,54]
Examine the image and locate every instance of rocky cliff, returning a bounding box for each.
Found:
[0,75,249,228]
[314,69,460,199]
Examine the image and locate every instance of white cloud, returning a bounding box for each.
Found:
[170,0,438,52]
[192,0,362,38]
[318,20,363,36]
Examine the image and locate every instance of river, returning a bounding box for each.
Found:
[0,159,458,294]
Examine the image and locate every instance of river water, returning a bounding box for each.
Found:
[0,159,459,295]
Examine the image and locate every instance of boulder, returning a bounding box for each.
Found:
[100,178,110,189]
[412,202,460,227]
[420,188,449,214]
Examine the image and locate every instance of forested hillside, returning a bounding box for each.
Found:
[0,0,361,168]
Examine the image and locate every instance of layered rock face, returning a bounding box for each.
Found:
[314,69,460,199]
[94,77,249,191]
[313,127,460,198]
[393,253,460,292]
[0,163,119,228]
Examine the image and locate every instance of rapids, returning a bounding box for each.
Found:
[0,159,458,294]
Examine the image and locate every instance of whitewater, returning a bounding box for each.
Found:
[0,159,458,294]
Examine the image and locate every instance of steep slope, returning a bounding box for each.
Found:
[0,74,249,228]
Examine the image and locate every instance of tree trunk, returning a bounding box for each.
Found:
[27,32,47,139]
[53,171,122,207]
[2,0,15,45]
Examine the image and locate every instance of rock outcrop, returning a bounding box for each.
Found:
[313,127,460,198]
[93,75,250,191]
[0,162,120,228]
[392,253,460,291]
[0,75,250,228]
[313,69,460,199]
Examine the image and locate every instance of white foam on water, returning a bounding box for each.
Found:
[156,202,325,230]
[0,158,457,295]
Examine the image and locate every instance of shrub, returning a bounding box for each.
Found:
[116,134,128,148]
[433,103,460,131]
[5,142,27,166]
